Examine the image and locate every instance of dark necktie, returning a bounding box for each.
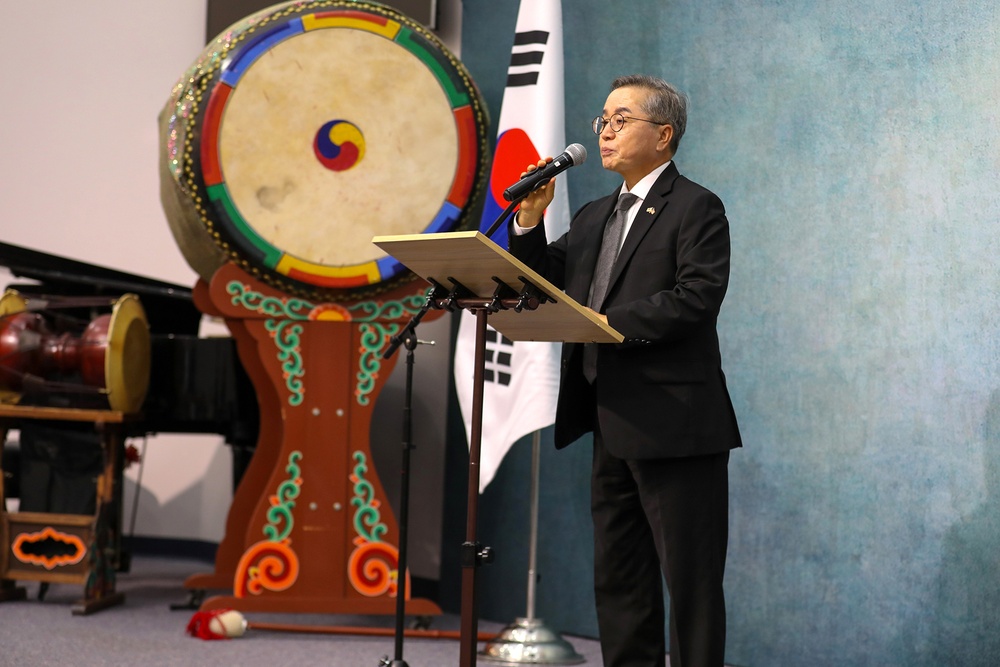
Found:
[583,191,640,383]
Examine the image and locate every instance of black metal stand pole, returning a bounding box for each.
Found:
[379,304,430,667]
[387,332,418,667]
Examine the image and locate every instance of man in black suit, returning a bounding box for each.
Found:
[508,74,742,667]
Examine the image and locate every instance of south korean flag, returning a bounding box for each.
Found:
[453,0,569,493]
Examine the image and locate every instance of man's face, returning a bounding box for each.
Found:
[597,86,671,186]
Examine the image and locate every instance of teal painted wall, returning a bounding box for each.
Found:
[452,1,1000,664]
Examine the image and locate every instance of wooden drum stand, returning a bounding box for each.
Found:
[0,405,132,615]
[0,290,150,614]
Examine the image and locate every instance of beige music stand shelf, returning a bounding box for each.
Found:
[373,231,623,344]
[0,404,131,615]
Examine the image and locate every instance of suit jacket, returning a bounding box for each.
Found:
[509,161,742,459]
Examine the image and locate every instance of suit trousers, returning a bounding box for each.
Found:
[591,419,730,667]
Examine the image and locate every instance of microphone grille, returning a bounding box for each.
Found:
[565,143,587,165]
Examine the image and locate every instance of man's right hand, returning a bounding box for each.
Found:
[516,158,556,229]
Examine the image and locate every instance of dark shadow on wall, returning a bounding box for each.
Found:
[924,389,1000,665]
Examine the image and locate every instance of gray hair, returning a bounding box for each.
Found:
[611,74,688,154]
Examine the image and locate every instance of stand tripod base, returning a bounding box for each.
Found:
[479,617,585,664]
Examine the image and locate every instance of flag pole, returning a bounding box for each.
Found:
[479,430,584,664]
[526,430,541,620]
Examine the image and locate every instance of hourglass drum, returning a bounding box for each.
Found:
[0,290,151,413]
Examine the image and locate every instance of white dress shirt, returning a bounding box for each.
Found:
[512,161,672,253]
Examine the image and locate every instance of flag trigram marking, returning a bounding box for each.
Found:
[484,330,514,386]
[507,30,550,87]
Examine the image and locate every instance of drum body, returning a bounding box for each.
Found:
[160,1,489,300]
[0,291,151,413]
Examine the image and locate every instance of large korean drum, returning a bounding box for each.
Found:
[159,0,489,300]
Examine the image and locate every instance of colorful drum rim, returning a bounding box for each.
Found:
[194,4,485,296]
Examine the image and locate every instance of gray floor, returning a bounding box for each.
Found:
[0,555,605,667]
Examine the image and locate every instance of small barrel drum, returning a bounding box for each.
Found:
[159,0,490,301]
[0,290,151,413]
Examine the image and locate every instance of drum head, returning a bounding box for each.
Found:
[0,289,27,318]
[105,294,151,414]
[160,1,489,300]
[0,290,28,404]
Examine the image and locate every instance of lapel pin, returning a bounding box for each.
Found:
[646,207,656,215]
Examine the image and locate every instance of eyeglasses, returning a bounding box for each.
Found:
[592,113,666,134]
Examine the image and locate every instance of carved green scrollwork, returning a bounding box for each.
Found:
[225,281,429,406]
[357,323,400,407]
[227,281,314,319]
[263,451,303,542]
[350,451,387,544]
[351,293,427,321]
[266,319,305,406]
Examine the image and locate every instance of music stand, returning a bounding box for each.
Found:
[372,231,621,667]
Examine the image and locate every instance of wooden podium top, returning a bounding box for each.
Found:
[372,231,624,344]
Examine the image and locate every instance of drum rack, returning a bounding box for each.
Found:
[0,404,131,615]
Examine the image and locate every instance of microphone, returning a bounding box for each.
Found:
[502,143,587,202]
